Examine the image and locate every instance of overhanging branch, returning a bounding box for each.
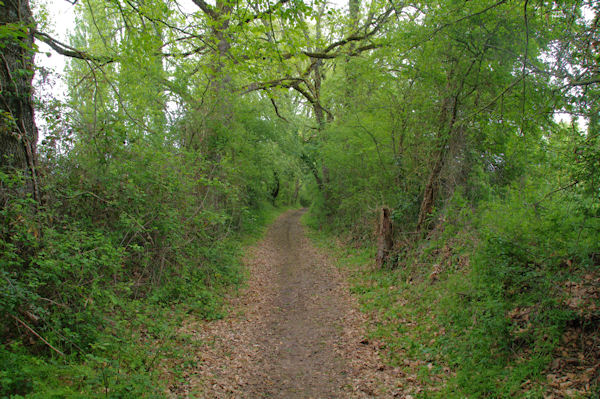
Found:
[34,31,113,63]
[191,0,218,19]
[241,77,333,120]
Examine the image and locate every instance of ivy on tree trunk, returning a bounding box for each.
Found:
[0,0,39,201]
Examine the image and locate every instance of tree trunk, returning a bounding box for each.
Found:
[0,0,39,201]
[300,152,323,191]
[349,0,360,23]
[211,0,232,97]
[415,145,446,231]
[415,90,459,232]
[343,0,360,106]
[270,171,280,204]
[375,206,393,268]
[292,178,300,204]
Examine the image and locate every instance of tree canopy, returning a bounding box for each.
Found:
[1,0,599,396]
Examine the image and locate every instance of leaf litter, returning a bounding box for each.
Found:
[162,209,409,398]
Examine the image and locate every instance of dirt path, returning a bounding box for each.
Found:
[248,209,347,397]
[168,209,401,398]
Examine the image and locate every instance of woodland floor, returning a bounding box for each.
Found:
[165,209,404,398]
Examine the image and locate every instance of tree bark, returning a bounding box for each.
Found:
[344,0,360,106]
[300,152,323,191]
[415,143,446,231]
[375,206,393,268]
[0,0,39,201]
[415,91,459,232]
[191,0,232,163]
[292,178,300,204]
[270,171,280,204]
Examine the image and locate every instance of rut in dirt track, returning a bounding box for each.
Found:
[247,209,348,397]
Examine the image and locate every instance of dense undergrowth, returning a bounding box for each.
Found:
[1,165,285,398]
[306,178,600,397]
[301,4,600,392]
[1,0,598,396]
[2,3,307,391]
[0,103,298,397]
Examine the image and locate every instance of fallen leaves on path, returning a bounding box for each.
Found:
[161,210,409,398]
[542,273,600,398]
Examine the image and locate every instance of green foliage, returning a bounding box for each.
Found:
[305,3,599,390]
[1,161,287,396]
[2,21,302,391]
[308,122,600,396]
[3,0,597,395]
[433,178,599,396]
[308,173,600,396]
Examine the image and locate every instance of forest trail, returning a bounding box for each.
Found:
[168,209,401,398]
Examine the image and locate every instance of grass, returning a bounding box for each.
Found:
[302,214,452,396]
[301,211,574,398]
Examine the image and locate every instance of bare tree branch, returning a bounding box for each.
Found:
[242,77,306,93]
[242,77,333,120]
[569,76,600,87]
[34,31,113,63]
[270,98,289,122]
[191,0,219,19]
